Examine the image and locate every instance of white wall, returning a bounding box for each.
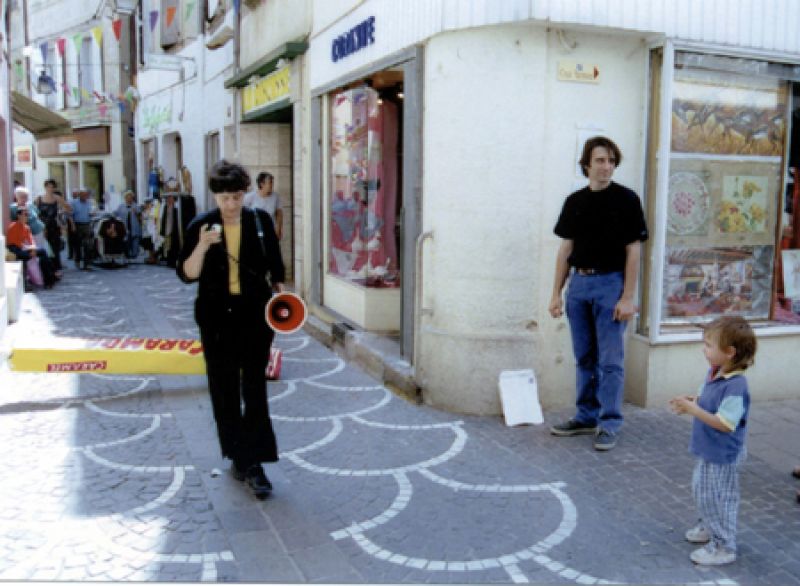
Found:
[136,36,234,209]
[240,0,312,69]
[308,0,800,94]
[418,24,647,415]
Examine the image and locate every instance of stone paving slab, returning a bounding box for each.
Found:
[0,263,798,583]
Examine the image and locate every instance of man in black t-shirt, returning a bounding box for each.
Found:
[548,136,648,451]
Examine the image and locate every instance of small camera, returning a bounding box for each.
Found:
[211,224,222,233]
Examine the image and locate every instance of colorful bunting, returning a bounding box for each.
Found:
[98,104,108,118]
[91,26,102,47]
[166,6,176,27]
[149,10,158,32]
[81,88,91,100]
[185,0,195,20]
[40,42,48,63]
[233,0,240,13]
[93,90,106,102]
[72,33,83,53]
[13,61,23,80]
[73,87,80,102]
[112,19,122,41]
[56,38,66,56]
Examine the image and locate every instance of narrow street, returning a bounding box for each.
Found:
[0,263,798,584]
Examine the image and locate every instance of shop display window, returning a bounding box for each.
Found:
[328,83,401,288]
[645,50,800,331]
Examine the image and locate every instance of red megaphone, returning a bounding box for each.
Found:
[265,292,307,334]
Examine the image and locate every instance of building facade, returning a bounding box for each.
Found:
[9,0,136,208]
[304,0,800,415]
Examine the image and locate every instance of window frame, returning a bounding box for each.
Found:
[643,40,800,344]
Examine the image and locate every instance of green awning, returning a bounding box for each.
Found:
[224,39,308,89]
[242,97,292,123]
[11,91,72,139]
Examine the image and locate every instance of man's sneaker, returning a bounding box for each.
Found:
[550,419,597,436]
[685,524,711,544]
[245,464,273,500]
[593,429,617,451]
[690,544,736,565]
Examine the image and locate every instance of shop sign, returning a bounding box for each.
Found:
[558,61,600,83]
[141,104,173,135]
[58,141,79,154]
[331,16,375,63]
[242,65,291,116]
[14,146,32,167]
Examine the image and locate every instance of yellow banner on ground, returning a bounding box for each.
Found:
[10,337,206,375]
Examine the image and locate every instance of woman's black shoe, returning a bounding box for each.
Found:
[231,461,247,481]
[245,465,272,499]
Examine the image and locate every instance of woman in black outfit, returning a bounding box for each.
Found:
[177,160,285,499]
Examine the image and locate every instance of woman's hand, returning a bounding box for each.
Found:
[198,224,222,249]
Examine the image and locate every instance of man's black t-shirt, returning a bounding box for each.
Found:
[553,182,648,272]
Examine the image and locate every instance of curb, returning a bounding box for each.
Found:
[303,313,421,404]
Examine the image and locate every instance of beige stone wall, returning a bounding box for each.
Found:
[238,124,293,282]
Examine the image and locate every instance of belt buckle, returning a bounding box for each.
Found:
[577,268,596,275]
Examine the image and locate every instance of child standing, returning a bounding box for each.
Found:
[670,315,757,566]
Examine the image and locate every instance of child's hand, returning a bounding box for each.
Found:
[669,395,696,415]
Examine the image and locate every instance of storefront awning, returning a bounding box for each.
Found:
[11,91,72,139]
[242,97,292,123]
[224,39,308,89]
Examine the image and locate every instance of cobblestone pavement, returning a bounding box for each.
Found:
[0,263,799,583]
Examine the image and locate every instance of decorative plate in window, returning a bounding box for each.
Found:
[667,172,710,236]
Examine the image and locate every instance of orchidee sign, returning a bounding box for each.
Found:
[331,16,375,63]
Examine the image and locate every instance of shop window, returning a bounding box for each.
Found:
[328,83,402,288]
[644,50,800,333]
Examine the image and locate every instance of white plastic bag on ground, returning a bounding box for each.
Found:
[498,369,544,426]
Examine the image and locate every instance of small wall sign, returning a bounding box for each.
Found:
[558,61,600,83]
[58,141,79,154]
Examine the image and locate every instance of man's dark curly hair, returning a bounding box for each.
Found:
[208,160,251,194]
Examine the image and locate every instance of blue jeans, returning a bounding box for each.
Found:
[565,271,627,434]
[126,235,141,259]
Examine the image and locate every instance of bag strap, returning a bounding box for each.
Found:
[250,207,272,286]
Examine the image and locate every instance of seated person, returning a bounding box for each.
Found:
[6,208,57,289]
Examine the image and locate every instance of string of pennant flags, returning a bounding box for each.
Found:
[35,0,198,59]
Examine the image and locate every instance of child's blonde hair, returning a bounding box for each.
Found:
[703,316,757,371]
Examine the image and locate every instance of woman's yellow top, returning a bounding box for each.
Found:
[223,223,241,295]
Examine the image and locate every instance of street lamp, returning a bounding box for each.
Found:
[35,69,56,95]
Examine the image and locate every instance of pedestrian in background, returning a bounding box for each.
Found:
[11,186,47,252]
[176,160,285,500]
[35,179,71,277]
[5,207,57,289]
[70,188,95,270]
[115,190,142,259]
[244,171,283,240]
[670,316,756,566]
[548,136,648,451]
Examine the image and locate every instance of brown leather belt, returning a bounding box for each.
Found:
[575,268,613,275]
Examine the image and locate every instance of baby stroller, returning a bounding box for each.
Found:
[92,213,128,269]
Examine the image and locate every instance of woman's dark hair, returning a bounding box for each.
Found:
[44,179,57,188]
[208,160,251,194]
[256,171,274,188]
[578,136,622,178]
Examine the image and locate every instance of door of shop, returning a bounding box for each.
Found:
[312,49,422,359]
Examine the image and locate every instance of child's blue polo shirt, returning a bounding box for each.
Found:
[690,368,750,465]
